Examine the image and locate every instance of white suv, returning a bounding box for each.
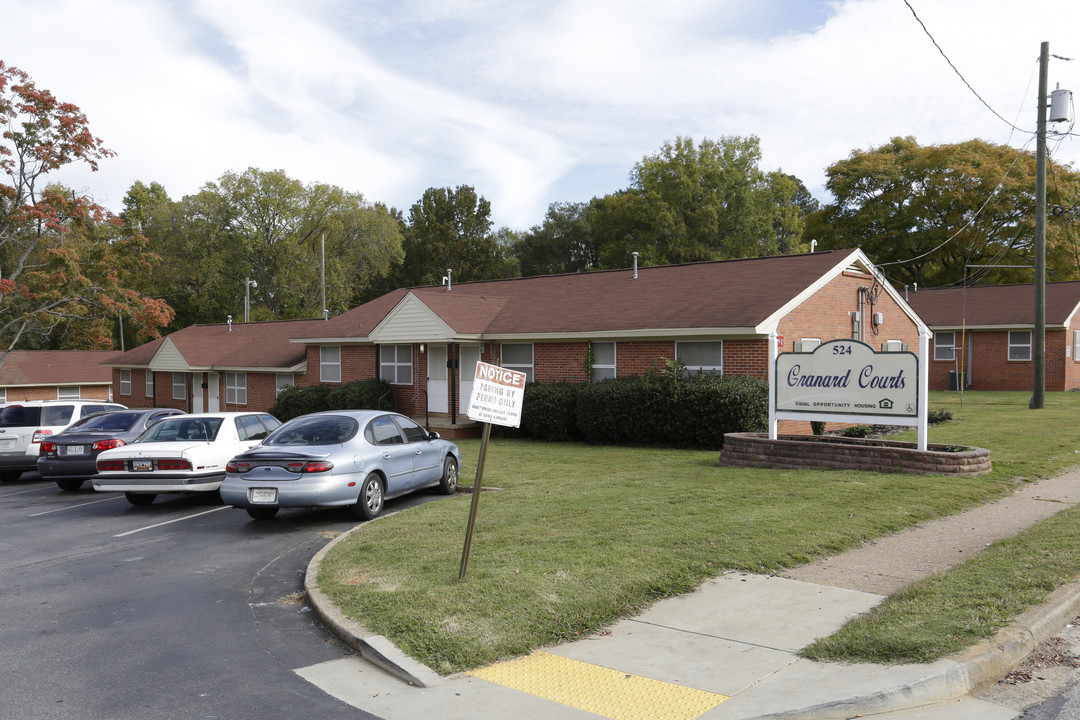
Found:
[0,400,126,482]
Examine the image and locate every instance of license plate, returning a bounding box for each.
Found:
[251,488,277,504]
[0,438,14,449]
[64,445,87,456]
[131,459,153,472]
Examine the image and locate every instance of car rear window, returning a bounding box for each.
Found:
[39,405,76,426]
[139,417,224,442]
[0,405,39,427]
[266,415,358,446]
[71,412,140,433]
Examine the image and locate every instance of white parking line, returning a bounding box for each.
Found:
[28,495,123,517]
[0,487,49,498]
[113,506,231,537]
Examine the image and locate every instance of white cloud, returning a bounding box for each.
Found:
[2,0,1079,229]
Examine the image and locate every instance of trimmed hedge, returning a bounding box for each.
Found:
[268,378,395,421]
[494,372,768,449]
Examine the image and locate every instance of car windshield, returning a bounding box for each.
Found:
[265,415,358,446]
[138,417,223,443]
[68,412,140,433]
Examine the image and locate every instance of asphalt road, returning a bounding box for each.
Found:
[0,473,439,720]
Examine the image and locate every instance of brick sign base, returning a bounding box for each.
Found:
[719,433,991,476]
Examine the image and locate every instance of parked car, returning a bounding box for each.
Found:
[93,412,281,506]
[220,410,462,520]
[0,400,128,482]
[38,408,187,491]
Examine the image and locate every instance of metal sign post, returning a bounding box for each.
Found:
[457,361,526,580]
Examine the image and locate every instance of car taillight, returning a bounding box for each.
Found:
[39,440,58,453]
[157,459,193,471]
[92,438,126,451]
[302,461,334,473]
[97,459,125,472]
[226,460,240,473]
[32,429,52,444]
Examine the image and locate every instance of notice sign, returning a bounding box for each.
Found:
[466,362,527,427]
[775,339,918,418]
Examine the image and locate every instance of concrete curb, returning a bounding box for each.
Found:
[759,579,1080,720]
[304,522,443,689]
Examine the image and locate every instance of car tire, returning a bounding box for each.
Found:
[125,492,156,506]
[438,457,458,495]
[56,478,85,491]
[246,506,279,520]
[350,474,384,520]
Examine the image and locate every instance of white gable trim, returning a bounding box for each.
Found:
[145,337,193,372]
[368,292,456,344]
[755,249,929,335]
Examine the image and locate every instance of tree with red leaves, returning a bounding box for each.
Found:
[0,60,172,362]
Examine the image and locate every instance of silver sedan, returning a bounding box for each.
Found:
[220,410,462,520]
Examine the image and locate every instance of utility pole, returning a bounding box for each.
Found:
[1031,41,1048,410]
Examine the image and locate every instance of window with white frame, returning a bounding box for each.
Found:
[590,342,616,382]
[145,370,154,399]
[934,332,956,361]
[1009,330,1032,361]
[501,343,534,382]
[172,372,186,400]
[225,372,247,405]
[379,345,413,385]
[1074,330,1080,361]
[276,374,294,394]
[0,389,6,404]
[676,341,723,375]
[120,369,132,396]
[320,346,341,383]
[57,386,80,400]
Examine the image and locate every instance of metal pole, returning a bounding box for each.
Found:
[244,278,251,324]
[320,233,327,320]
[459,421,492,580]
[1031,41,1048,409]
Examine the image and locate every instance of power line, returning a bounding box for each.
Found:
[903,0,1029,135]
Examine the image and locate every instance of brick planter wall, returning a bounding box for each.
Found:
[719,432,991,476]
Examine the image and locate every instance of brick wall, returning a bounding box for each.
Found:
[2,385,113,402]
[929,328,1075,392]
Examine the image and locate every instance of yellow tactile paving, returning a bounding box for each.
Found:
[468,651,729,720]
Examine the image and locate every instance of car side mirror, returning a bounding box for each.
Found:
[428,431,441,441]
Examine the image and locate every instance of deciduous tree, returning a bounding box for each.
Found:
[0,61,172,360]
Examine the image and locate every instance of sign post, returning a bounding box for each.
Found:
[458,361,526,580]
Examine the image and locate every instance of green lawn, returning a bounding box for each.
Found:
[316,391,1080,674]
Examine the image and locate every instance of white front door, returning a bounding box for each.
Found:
[428,346,448,413]
[190,373,204,413]
[458,346,481,414]
[207,372,220,412]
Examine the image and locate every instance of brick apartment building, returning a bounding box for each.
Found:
[102,249,926,434]
[0,351,122,403]
[906,281,1080,392]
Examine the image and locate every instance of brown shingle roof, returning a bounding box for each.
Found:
[906,281,1080,328]
[108,318,327,370]
[0,350,122,386]
[303,250,862,340]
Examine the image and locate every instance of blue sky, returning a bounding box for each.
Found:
[3,0,1079,229]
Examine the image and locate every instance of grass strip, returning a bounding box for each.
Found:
[317,391,1080,673]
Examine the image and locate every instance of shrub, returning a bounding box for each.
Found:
[928,407,953,425]
[268,379,393,422]
[840,424,871,438]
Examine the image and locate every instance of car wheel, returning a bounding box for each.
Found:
[438,457,459,495]
[246,506,279,520]
[350,474,384,520]
[125,492,156,506]
[56,478,85,491]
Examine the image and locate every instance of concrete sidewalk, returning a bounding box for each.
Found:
[299,472,1080,720]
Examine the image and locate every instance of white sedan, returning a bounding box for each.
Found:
[93,412,281,506]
